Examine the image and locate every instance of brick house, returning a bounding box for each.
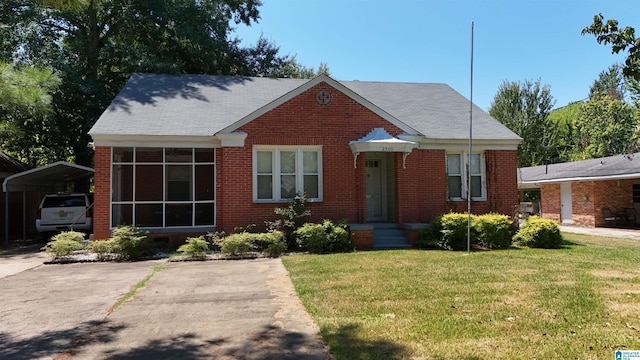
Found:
[518,153,640,228]
[89,74,521,248]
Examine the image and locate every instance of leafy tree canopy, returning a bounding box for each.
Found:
[582,14,640,81]
[1,0,319,167]
[489,79,555,167]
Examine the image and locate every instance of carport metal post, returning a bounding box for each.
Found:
[4,188,8,246]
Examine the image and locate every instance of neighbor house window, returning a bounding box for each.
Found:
[253,146,322,201]
[446,152,485,200]
[111,147,215,228]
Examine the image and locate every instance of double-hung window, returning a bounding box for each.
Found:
[254,146,322,201]
[446,152,485,200]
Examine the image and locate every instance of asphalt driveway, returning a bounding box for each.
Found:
[0,252,328,360]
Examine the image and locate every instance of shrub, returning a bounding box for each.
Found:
[109,225,152,260]
[41,231,86,258]
[87,239,116,261]
[265,193,310,249]
[253,231,286,257]
[440,213,478,250]
[216,233,255,255]
[514,216,563,249]
[417,215,444,249]
[295,219,352,254]
[177,236,209,258]
[473,213,514,249]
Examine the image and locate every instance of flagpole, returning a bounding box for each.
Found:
[467,21,474,255]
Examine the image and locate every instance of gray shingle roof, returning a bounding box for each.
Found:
[90,73,519,142]
[518,153,640,184]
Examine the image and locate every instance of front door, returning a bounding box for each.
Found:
[560,182,573,224]
[366,158,384,221]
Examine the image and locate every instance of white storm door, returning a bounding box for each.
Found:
[560,182,573,224]
[366,159,384,221]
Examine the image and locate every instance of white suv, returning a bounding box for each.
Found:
[36,193,93,234]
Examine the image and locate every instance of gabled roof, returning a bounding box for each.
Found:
[518,153,640,188]
[89,73,520,145]
[3,161,94,192]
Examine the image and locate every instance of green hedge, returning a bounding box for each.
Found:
[295,220,352,254]
[215,231,285,256]
[418,212,514,250]
[473,213,514,249]
[514,216,563,249]
[42,231,86,258]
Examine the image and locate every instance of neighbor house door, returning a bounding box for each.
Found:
[560,182,573,224]
[366,158,385,221]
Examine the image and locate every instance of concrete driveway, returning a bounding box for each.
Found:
[0,251,328,360]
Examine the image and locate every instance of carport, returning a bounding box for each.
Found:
[2,161,94,245]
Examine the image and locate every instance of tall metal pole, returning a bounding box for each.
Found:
[467,21,474,255]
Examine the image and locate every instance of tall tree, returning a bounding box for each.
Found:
[568,94,638,160]
[546,102,582,164]
[1,0,305,167]
[489,79,556,167]
[582,14,640,81]
[590,63,626,100]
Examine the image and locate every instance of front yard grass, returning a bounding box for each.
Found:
[282,233,640,359]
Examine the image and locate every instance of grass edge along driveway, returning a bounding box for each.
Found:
[282,233,640,359]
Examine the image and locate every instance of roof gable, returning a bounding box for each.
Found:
[89,73,520,147]
[219,75,420,135]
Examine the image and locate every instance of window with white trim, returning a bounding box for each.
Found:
[111,147,215,228]
[253,146,322,201]
[446,152,485,200]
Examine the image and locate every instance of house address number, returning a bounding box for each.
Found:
[381,147,394,152]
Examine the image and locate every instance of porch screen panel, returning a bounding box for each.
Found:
[135,165,163,201]
[111,147,215,228]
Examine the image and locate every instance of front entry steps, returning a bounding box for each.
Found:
[372,223,411,249]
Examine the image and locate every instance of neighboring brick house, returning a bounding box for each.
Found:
[89,74,521,248]
[518,153,640,228]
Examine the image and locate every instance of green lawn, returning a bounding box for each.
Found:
[282,233,640,359]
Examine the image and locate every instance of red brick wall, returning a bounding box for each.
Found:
[540,180,633,227]
[444,150,519,217]
[92,82,520,237]
[93,146,111,240]
[216,82,406,232]
[594,179,633,226]
[540,183,561,223]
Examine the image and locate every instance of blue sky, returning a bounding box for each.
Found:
[234,0,640,111]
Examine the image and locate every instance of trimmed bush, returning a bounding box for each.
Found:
[87,239,115,261]
[473,213,514,249]
[514,216,563,249]
[109,225,152,260]
[252,231,287,257]
[177,236,209,258]
[42,231,86,258]
[417,215,443,249]
[295,219,352,254]
[216,233,255,255]
[440,213,478,250]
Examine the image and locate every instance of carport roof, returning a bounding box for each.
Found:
[3,161,94,192]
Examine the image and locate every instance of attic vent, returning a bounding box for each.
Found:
[316,90,331,105]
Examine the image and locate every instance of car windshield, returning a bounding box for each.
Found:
[42,196,86,208]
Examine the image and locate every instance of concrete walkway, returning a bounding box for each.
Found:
[559,225,640,240]
[0,244,49,279]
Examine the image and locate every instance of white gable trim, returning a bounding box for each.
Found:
[218,74,421,135]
